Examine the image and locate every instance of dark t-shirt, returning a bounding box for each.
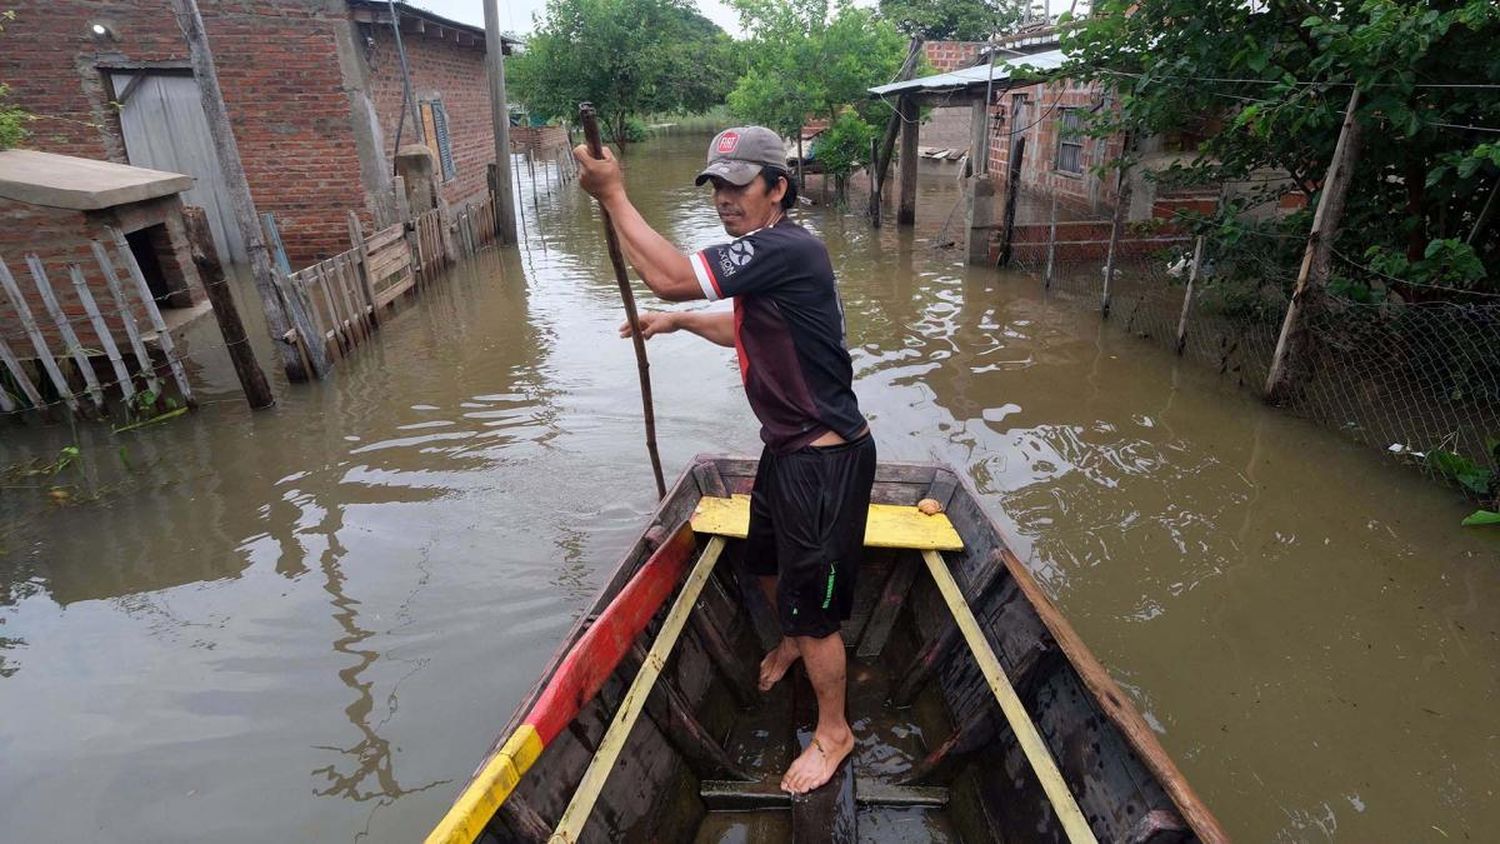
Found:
[690,218,865,453]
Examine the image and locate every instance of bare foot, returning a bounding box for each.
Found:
[781,727,854,794]
[758,637,800,691]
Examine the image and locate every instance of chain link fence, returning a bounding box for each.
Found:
[995,192,1500,478]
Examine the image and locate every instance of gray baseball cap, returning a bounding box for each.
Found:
[695,126,787,186]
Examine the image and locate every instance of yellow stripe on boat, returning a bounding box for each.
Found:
[690,494,964,551]
[425,724,545,844]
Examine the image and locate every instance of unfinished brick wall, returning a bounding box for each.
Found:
[364,24,495,210]
[923,41,985,73]
[986,79,1124,218]
[0,0,369,272]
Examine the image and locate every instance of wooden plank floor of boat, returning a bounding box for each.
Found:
[692,647,964,844]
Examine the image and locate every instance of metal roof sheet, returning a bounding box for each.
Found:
[869,48,1069,98]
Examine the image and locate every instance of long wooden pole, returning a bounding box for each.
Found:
[578,103,667,500]
[918,550,1097,843]
[183,207,274,409]
[169,0,322,381]
[483,0,519,246]
[1266,88,1362,403]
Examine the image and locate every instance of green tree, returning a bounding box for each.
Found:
[1060,0,1500,292]
[509,0,738,150]
[877,0,1024,41]
[0,9,31,150]
[815,109,877,200]
[727,0,906,136]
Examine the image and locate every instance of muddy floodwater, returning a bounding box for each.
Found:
[1,136,1497,842]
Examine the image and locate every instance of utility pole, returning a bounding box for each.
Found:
[484,0,519,246]
[1265,89,1363,403]
[169,0,327,380]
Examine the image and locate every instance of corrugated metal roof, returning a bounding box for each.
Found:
[869,48,1068,98]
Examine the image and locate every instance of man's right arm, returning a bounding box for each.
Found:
[620,311,735,348]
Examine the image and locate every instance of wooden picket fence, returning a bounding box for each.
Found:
[270,192,504,374]
[0,229,194,418]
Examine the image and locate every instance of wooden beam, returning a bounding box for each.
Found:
[891,555,1007,707]
[624,642,756,781]
[870,37,924,225]
[109,229,195,407]
[688,608,759,709]
[184,207,274,410]
[67,263,134,402]
[0,253,79,412]
[0,331,42,411]
[1266,88,1363,402]
[897,94,919,226]
[27,255,105,412]
[91,240,158,397]
[918,550,1097,843]
[996,137,1026,266]
[547,537,727,843]
[855,553,918,659]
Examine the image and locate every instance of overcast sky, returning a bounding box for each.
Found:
[404,0,748,37]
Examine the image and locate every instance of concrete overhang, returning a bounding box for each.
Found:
[0,150,194,211]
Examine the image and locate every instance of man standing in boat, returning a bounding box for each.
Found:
[575,127,875,795]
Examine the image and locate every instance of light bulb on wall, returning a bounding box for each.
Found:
[90,22,116,40]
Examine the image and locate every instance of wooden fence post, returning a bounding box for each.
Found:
[1101,148,1133,317]
[67,264,133,402]
[0,253,76,412]
[1175,235,1205,354]
[346,211,380,326]
[260,214,331,378]
[27,256,105,412]
[91,240,159,398]
[1266,89,1363,402]
[1043,189,1059,288]
[0,330,44,412]
[108,228,195,408]
[183,207,274,409]
[996,137,1026,266]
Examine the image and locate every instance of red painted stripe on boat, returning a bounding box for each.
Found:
[522,522,698,745]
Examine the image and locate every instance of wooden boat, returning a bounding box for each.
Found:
[426,456,1228,844]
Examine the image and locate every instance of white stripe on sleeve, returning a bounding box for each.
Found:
[691,251,719,301]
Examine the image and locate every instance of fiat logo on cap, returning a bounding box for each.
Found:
[716,131,739,154]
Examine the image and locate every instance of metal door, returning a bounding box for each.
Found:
[111,72,245,263]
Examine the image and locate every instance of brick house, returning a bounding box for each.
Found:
[881,33,1298,225]
[0,0,518,354]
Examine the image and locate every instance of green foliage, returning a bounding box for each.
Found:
[1060,0,1500,289]
[509,0,739,150]
[0,10,31,150]
[876,0,1023,40]
[1364,239,1486,290]
[727,0,907,137]
[815,110,876,182]
[1426,444,1500,526]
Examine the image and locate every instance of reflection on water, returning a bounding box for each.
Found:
[0,136,1496,842]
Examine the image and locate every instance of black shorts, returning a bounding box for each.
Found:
[745,434,877,639]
